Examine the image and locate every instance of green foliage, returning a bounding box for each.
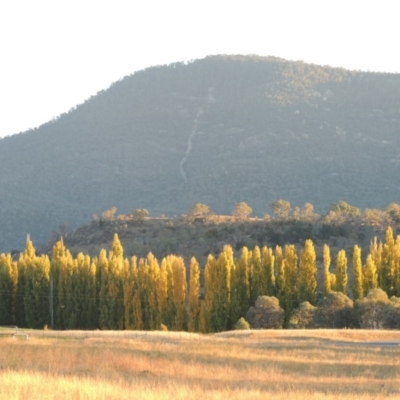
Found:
[246,296,284,329]
[21,238,50,329]
[288,301,316,329]
[101,207,118,221]
[0,253,17,325]
[284,244,298,318]
[188,257,200,332]
[330,201,360,217]
[352,245,363,300]
[131,208,149,223]
[272,200,291,220]
[314,292,355,329]
[3,223,400,333]
[335,249,348,295]
[298,240,317,305]
[323,244,332,295]
[235,317,250,330]
[354,288,391,329]
[188,203,210,220]
[232,202,252,219]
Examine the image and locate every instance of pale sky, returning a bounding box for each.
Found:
[0,0,398,138]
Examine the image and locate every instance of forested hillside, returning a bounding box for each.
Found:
[1,55,400,252]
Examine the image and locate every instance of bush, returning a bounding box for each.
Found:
[235,317,250,330]
[159,323,168,331]
[288,302,316,329]
[246,296,284,329]
[314,292,355,328]
[355,288,392,329]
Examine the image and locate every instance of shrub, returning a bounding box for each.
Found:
[235,317,250,330]
[288,302,316,329]
[159,323,168,331]
[314,292,355,328]
[246,296,284,329]
[355,288,392,329]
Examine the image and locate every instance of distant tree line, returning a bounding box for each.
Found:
[1,226,400,332]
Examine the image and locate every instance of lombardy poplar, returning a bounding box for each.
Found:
[352,245,363,300]
[0,253,17,325]
[275,246,285,306]
[298,240,317,305]
[284,244,298,317]
[380,227,395,296]
[205,246,233,332]
[22,238,50,328]
[262,246,275,296]
[188,257,200,332]
[335,249,348,295]
[171,256,187,330]
[323,244,332,295]
[363,254,378,293]
[234,247,251,317]
[250,246,263,301]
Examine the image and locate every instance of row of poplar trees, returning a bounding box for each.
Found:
[0,227,399,332]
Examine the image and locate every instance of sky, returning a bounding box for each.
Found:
[0,0,399,138]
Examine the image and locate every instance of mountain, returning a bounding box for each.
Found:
[1,55,400,252]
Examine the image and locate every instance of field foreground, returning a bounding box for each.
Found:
[1,329,400,399]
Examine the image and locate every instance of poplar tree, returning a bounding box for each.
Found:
[229,260,241,327]
[250,246,263,301]
[22,238,50,328]
[156,256,168,327]
[0,253,17,325]
[171,256,187,331]
[395,236,400,297]
[284,244,298,318]
[108,234,125,329]
[98,248,110,329]
[51,238,71,329]
[123,256,137,330]
[231,246,251,322]
[298,240,317,305]
[204,254,217,332]
[275,246,285,306]
[214,245,233,331]
[380,227,395,295]
[370,237,382,285]
[147,252,160,330]
[198,300,208,333]
[262,246,275,296]
[164,255,175,328]
[188,257,200,332]
[335,249,348,295]
[352,245,363,300]
[323,244,332,295]
[131,256,145,330]
[363,254,378,294]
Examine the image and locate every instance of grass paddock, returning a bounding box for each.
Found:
[1,329,399,399]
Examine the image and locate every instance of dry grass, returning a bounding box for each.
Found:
[1,329,400,399]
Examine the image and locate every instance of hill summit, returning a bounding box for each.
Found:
[1,55,400,251]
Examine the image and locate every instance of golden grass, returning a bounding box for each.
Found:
[1,329,400,399]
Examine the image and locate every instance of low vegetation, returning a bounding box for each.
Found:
[0,330,399,399]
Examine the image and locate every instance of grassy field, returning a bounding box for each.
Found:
[1,329,400,399]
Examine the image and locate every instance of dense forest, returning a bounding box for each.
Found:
[1,221,400,332]
[1,55,400,252]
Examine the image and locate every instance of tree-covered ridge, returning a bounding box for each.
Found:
[1,226,400,332]
[54,200,400,268]
[1,55,400,253]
